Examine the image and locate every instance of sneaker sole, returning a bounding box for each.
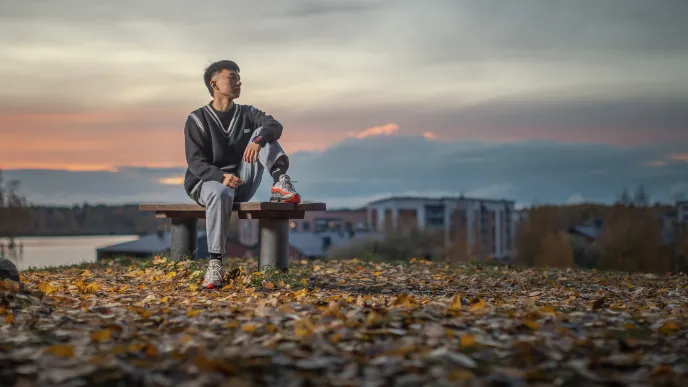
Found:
[270,193,301,204]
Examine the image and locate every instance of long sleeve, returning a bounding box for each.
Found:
[184,116,225,183]
[250,106,283,143]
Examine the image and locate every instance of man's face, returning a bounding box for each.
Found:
[211,69,241,99]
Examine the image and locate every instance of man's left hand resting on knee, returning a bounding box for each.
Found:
[181,60,302,289]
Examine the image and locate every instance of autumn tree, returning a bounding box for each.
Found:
[534,231,574,268]
[515,206,559,267]
[675,225,688,273]
[597,203,666,273]
[617,188,632,206]
[0,170,31,244]
[633,184,649,207]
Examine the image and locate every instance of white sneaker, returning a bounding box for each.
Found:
[202,259,225,289]
[270,174,301,203]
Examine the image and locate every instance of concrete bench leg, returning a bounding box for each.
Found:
[258,218,289,272]
[170,218,197,260]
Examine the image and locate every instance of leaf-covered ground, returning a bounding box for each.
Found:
[1,256,688,386]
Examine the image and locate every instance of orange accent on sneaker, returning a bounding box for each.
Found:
[205,283,216,289]
[271,187,297,195]
[283,194,301,204]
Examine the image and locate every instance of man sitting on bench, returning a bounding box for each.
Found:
[182,60,301,289]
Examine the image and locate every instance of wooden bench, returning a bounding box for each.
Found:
[139,202,326,271]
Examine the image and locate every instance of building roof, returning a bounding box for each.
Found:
[97,231,180,254]
[288,230,386,258]
[288,232,327,257]
[97,231,251,258]
[366,195,515,206]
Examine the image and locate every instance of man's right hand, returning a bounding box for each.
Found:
[222,174,243,188]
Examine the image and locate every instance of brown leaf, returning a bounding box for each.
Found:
[91,329,112,342]
[43,344,74,359]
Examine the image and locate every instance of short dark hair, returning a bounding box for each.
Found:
[203,60,240,96]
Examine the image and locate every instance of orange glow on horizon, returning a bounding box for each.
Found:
[645,161,666,167]
[669,153,688,162]
[159,176,185,185]
[423,131,439,140]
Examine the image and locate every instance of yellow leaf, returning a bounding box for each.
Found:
[145,343,158,358]
[658,321,680,335]
[294,318,315,338]
[161,296,169,303]
[152,256,167,265]
[448,294,462,311]
[523,320,540,330]
[44,344,74,358]
[390,294,416,308]
[4,313,16,324]
[263,281,275,290]
[329,333,342,343]
[190,270,203,278]
[313,265,321,272]
[38,282,58,295]
[242,323,257,333]
[224,320,240,329]
[84,283,101,293]
[81,269,92,277]
[91,329,112,342]
[324,301,342,318]
[448,370,474,381]
[460,334,475,347]
[468,298,487,312]
[187,309,201,317]
[118,285,129,293]
[165,271,177,279]
[188,284,198,291]
[294,288,308,299]
[538,306,556,315]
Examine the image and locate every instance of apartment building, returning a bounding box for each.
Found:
[678,200,688,223]
[366,196,517,259]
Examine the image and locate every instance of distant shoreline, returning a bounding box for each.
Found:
[1,233,144,239]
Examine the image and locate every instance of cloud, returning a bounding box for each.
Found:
[5,134,688,208]
[347,123,399,139]
[159,176,184,185]
[567,193,586,204]
[1,0,687,208]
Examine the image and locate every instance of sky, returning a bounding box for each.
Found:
[1,0,687,208]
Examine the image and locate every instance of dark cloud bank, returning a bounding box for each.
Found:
[5,137,687,209]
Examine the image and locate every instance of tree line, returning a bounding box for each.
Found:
[0,171,167,241]
[514,185,688,273]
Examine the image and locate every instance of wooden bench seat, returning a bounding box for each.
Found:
[139,202,326,271]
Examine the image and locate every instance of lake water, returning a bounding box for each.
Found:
[0,235,139,271]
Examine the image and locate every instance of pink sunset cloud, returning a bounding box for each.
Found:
[347,123,400,139]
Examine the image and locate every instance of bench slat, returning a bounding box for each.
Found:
[140,202,325,212]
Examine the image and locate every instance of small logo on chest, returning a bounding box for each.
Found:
[243,128,251,133]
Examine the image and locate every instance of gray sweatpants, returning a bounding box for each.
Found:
[197,129,286,255]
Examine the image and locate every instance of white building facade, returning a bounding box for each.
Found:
[366,196,517,259]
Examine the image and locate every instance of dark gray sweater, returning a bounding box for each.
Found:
[183,102,283,202]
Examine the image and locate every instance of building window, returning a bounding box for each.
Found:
[425,204,445,228]
[314,218,342,232]
[303,222,310,231]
